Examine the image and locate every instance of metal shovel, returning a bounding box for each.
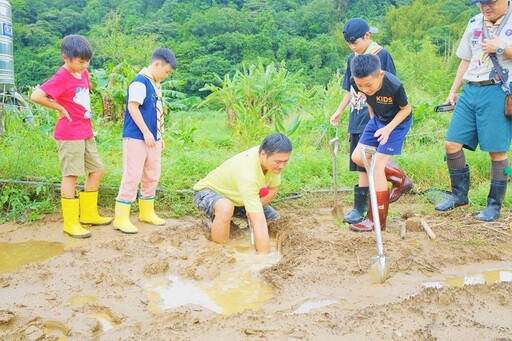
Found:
[329,128,344,219]
[361,147,389,284]
[248,219,255,246]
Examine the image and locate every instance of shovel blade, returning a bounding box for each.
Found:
[369,255,389,284]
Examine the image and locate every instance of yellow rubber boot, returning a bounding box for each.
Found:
[138,197,166,225]
[62,197,91,238]
[113,201,139,234]
[79,191,113,225]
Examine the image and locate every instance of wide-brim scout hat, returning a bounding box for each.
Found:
[343,18,379,43]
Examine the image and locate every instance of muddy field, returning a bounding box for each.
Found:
[1,192,512,340]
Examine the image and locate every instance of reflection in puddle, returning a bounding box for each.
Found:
[147,275,222,313]
[424,269,512,288]
[0,241,64,274]
[202,271,274,315]
[145,237,280,315]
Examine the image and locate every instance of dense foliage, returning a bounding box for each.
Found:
[2,0,494,222]
[11,0,477,98]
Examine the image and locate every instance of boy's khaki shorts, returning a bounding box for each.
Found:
[57,138,104,177]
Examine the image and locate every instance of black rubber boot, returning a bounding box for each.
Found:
[476,179,507,222]
[435,165,470,211]
[343,185,369,224]
[350,190,389,232]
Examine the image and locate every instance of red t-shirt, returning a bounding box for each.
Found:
[40,67,94,140]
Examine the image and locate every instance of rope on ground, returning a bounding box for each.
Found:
[0,178,356,201]
[0,178,456,204]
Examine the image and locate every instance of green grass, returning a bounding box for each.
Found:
[0,106,509,221]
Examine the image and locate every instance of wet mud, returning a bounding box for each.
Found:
[1,193,512,340]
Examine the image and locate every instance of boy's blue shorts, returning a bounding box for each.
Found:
[359,115,412,155]
[446,83,512,152]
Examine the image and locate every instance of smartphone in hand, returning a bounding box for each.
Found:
[434,104,455,112]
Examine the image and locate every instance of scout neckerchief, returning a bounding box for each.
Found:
[479,13,507,66]
[482,7,512,90]
[350,41,383,112]
[139,67,164,140]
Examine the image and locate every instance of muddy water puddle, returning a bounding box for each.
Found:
[142,241,512,316]
[67,294,98,306]
[424,267,512,288]
[89,312,120,331]
[280,261,512,315]
[42,320,69,340]
[144,237,280,315]
[0,241,64,274]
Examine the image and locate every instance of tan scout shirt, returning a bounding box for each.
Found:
[457,12,512,82]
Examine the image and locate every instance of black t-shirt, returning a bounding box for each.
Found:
[342,48,396,133]
[350,72,411,125]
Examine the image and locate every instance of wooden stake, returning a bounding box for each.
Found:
[420,218,436,239]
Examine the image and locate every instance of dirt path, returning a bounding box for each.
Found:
[1,193,512,340]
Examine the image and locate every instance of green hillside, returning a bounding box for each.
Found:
[11,0,477,98]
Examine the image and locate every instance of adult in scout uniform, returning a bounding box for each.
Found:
[436,0,512,221]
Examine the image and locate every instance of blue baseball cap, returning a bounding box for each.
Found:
[471,0,496,3]
[343,18,378,43]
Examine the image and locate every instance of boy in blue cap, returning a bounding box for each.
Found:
[330,18,413,226]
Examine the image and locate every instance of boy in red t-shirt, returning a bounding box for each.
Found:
[31,34,111,238]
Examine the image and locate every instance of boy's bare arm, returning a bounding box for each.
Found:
[386,103,412,132]
[330,91,350,126]
[127,101,156,148]
[367,103,375,119]
[372,103,411,145]
[30,88,71,121]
